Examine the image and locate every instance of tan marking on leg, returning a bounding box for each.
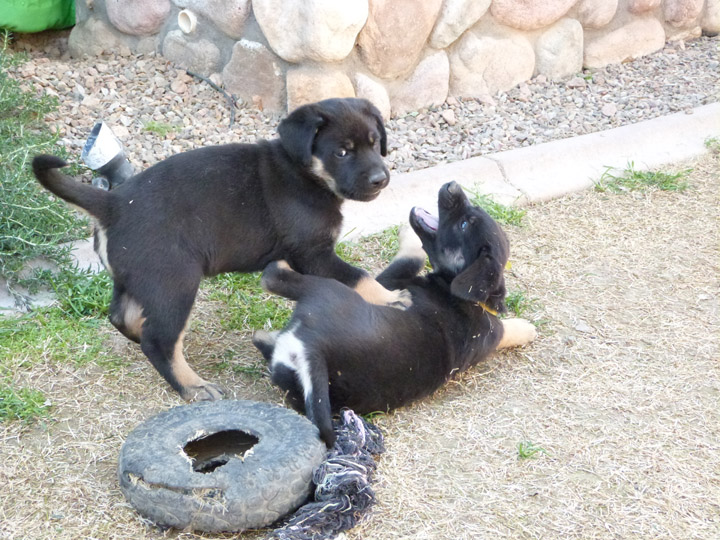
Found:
[122,296,146,339]
[497,318,537,349]
[171,331,204,389]
[276,260,292,271]
[171,329,224,401]
[355,275,412,309]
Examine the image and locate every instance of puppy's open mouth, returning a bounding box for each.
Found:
[413,207,438,232]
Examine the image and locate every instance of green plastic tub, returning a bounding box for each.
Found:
[0,0,75,32]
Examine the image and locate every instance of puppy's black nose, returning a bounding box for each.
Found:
[369,170,389,187]
[446,181,461,194]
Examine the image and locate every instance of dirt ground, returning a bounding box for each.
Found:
[1,153,717,540]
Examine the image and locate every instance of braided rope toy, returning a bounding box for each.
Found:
[269,409,385,540]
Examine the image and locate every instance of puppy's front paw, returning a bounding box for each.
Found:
[497,319,537,349]
[497,318,537,349]
[181,381,225,402]
[387,288,413,310]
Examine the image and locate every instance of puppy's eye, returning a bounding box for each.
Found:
[335,148,348,158]
[460,220,468,230]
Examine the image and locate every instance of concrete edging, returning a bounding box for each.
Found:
[341,102,720,239]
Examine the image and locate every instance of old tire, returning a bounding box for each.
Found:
[118,400,327,532]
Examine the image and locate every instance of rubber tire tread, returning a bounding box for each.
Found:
[118,400,327,532]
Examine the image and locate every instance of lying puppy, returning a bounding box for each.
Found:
[253,182,537,445]
[32,98,409,401]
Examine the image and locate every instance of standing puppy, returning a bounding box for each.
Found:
[32,98,408,401]
[254,182,537,445]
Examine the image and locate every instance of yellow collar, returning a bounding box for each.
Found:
[475,302,498,316]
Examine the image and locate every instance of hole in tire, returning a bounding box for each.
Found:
[183,430,259,474]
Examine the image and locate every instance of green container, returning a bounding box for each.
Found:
[0,0,75,32]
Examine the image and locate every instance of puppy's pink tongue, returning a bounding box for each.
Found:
[416,208,438,230]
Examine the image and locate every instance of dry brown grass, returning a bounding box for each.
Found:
[1,154,718,540]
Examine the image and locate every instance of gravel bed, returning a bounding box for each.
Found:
[11,32,720,175]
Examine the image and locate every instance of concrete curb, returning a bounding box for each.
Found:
[341,102,720,239]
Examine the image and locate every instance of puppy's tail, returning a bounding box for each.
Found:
[32,155,112,223]
[260,260,310,301]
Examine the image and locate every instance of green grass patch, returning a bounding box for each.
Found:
[595,162,690,193]
[337,226,402,270]
[143,120,177,137]
[0,32,87,287]
[205,272,292,332]
[517,440,549,459]
[0,309,116,369]
[464,187,526,226]
[207,349,267,378]
[32,267,113,319]
[356,225,400,266]
[504,290,539,319]
[0,381,51,422]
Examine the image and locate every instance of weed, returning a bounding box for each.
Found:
[143,120,177,137]
[595,162,690,193]
[517,440,549,459]
[505,290,539,318]
[464,187,526,226]
[362,411,386,421]
[0,381,51,422]
[704,136,720,155]
[0,32,86,287]
[205,272,292,332]
[35,267,112,319]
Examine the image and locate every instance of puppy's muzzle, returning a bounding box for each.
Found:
[368,170,390,190]
[439,181,465,210]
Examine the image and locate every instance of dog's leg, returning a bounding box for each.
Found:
[139,282,224,401]
[354,276,412,309]
[496,318,537,349]
[109,286,145,343]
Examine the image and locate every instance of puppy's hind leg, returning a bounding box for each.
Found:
[496,318,537,349]
[260,260,308,301]
[109,285,145,343]
[140,278,224,401]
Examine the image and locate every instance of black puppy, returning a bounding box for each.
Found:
[32,98,409,401]
[253,182,537,445]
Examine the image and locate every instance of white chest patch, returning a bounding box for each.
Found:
[271,325,313,400]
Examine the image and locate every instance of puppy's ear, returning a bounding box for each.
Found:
[362,100,387,156]
[278,104,325,166]
[450,255,507,314]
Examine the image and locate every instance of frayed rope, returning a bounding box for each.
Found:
[268,409,385,540]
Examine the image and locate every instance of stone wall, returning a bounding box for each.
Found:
[69,0,719,117]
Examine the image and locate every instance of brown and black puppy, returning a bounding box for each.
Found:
[253,182,537,445]
[32,98,409,401]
